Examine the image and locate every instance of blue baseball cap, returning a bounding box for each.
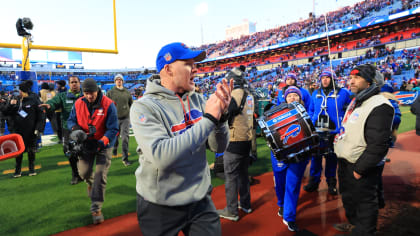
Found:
[156,42,206,73]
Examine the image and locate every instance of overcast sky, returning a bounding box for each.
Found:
[0,0,361,69]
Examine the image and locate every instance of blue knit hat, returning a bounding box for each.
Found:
[285,73,297,82]
[284,86,302,99]
[319,69,336,80]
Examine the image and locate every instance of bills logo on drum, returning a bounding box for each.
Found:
[281,124,301,144]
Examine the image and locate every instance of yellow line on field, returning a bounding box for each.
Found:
[3,165,42,175]
[57,153,132,163]
[2,152,134,175]
[58,161,69,166]
[111,153,131,159]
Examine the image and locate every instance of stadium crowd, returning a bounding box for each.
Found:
[193,0,418,59]
[194,46,420,99]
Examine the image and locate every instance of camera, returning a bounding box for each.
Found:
[68,140,83,157]
[16,18,33,37]
[67,130,88,157]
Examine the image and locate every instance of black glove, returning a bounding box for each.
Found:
[96,136,109,152]
[97,140,106,151]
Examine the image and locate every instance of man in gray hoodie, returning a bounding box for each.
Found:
[130,42,233,236]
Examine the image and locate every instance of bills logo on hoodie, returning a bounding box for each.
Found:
[171,109,202,135]
[139,114,146,123]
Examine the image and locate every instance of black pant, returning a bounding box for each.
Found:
[15,151,35,173]
[338,158,380,236]
[136,191,221,236]
[377,164,385,209]
[223,151,251,215]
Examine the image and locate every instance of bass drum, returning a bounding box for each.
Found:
[258,102,319,162]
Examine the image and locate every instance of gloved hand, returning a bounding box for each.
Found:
[97,136,109,152]
[97,140,105,151]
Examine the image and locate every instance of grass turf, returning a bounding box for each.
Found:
[0,105,415,235]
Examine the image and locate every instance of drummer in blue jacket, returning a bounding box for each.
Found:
[271,86,310,232]
[305,69,352,195]
[276,73,312,110]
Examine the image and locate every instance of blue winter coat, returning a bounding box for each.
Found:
[308,87,352,134]
[388,99,401,128]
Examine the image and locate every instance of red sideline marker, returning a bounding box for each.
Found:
[0,134,25,161]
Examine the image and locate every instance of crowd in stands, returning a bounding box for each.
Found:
[1,45,419,101]
[195,46,420,98]
[197,24,420,74]
[193,0,418,59]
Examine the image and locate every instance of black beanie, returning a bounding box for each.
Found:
[82,78,98,92]
[56,80,66,87]
[350,64,376,84]
[18,81,31,93]
[41,82,49,90]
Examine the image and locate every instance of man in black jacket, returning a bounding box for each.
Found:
[2,81,43,177]
[333,64,394,236]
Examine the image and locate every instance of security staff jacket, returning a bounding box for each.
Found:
[334,88,393,175]
[226,88,254,155]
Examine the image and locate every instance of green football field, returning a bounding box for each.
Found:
[0,106,415,236]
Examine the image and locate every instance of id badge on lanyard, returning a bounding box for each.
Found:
[18,109,28,118]
[17,100,28,118]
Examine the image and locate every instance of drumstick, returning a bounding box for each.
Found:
[323,13,340,129]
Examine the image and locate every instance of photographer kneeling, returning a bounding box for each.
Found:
[67,78,119,225]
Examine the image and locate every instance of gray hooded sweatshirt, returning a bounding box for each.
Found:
[130,75,229,206]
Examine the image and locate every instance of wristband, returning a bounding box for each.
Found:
[219,112,229,123]
[203,113,219,126]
